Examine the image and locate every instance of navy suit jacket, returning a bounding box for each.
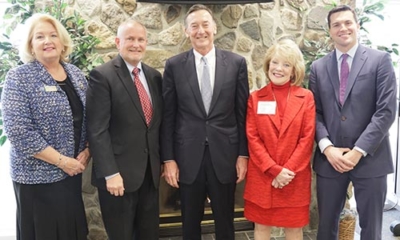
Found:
[309,45,397,178]
[161,48,249,184]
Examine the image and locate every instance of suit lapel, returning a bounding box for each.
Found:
[343,46,367,104]
[209,48,227,115]
[257,84,281,130]
[326,51,341,106]
[114,55,147,124]
[279,86,305,137]
[34,60,59,86]
[185,50,207,115]
[34,60,86,105]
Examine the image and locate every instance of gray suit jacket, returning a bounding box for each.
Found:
[87,55,163,192]
[309,45,397,178]
[161,48,249,184]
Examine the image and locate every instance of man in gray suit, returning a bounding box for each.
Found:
[161,4,249,240]
[309,5,397,240]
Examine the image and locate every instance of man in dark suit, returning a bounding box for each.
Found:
[309,5,397,240]
[86,20,162,240]
[161,4,249,240]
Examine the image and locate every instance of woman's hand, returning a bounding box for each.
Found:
[274,168,295,188]
[59,156,85,176]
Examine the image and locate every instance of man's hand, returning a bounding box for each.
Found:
[236,157,248,183]
[163,160,180,188]
[274,168,295,188]
[106,174,125,196]
[323,146,354,173]
[342,149,363,167]
[76,148,91,168]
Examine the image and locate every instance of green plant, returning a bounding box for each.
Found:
[43,0,103,76]
[0,0,103,146]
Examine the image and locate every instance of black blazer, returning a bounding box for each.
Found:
[161,48,249,184]
[87,55,162,192]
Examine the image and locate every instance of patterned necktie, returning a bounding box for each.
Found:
[201,57,212,114]
[340,54,349,105]
[133,68,152,126]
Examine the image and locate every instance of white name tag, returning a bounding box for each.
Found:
[44,85,57,92]
[257,101,276,115]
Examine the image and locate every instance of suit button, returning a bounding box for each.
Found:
[206,121,209,125]
[144,148,148,153]
[341,116,347,121]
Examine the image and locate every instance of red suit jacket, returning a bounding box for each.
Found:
[244,84,316,209]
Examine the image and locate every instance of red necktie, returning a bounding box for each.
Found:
[133,68,152,126]
[340,54,349,105]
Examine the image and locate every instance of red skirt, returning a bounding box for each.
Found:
[244,200,309,228]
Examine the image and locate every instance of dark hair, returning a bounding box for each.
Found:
[184,4,215,28]
[327,5,358,29]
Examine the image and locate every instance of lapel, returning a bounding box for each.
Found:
[33,60,86,106]
[209,48,227,115]
[34,60,59,86]
[326,50,341,106]
[62,62,86,107]
[343,45,367,104]
[114,55,147,126]
[184,50,208,115]
[257,84,281,130]
[257,84,306,137]
[279,86,305,137]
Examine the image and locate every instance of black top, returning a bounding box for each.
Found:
[56,76,83,157]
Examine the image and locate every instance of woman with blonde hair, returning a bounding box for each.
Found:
[1,13,89,240]
[244,38,316,240]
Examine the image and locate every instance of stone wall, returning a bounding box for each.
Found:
[68,0,351,89]
[50,0,354,238]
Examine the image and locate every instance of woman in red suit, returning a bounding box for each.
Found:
[244,39,316,240]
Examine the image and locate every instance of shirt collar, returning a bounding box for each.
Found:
[193,46,216,63]
[336,43,359,61]
[123,59,143,74]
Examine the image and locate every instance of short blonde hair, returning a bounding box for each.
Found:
[263,39,305,86]
[19,13,73,63]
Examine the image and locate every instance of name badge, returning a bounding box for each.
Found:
[257,101,276,115]
[44,85,57,92]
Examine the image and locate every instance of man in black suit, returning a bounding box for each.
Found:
[161,4,249,240]
[86,20,162,240]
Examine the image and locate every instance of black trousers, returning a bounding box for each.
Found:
[98,161,159,240]
[179,146,236,240]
